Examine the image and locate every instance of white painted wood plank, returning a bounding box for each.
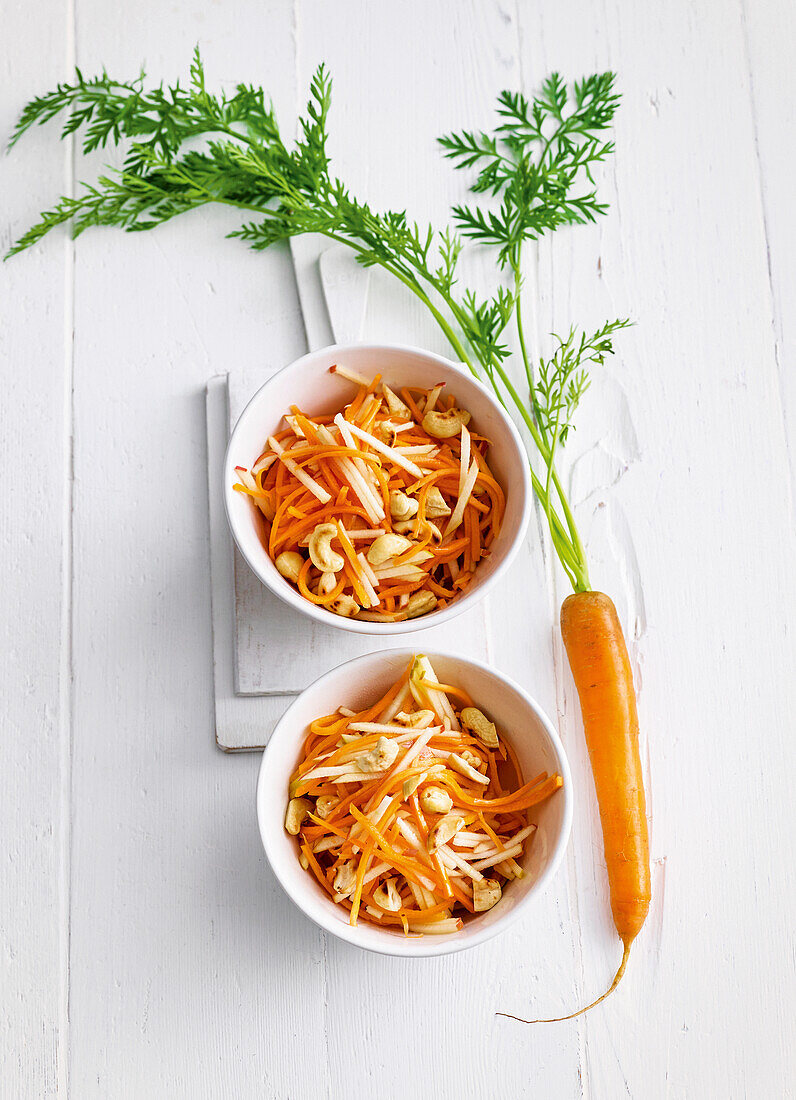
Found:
[61,13,329,1098]
[510,2,796,1096]
[68,216,329,1096]
[740,0,796,512]
[0,4,72,1095]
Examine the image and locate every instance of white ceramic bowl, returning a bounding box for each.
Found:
[224,343,532,635]
[256,649,573,958]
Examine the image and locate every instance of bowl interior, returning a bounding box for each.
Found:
[257,650,572,957]
[225,344,530,634]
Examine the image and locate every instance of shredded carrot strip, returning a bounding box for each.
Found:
[419,680,475,706]
[349,838,376,925]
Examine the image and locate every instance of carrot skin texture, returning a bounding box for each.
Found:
[560,591,650,947]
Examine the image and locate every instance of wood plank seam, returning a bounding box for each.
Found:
[738,0,795,516]
[58,3,77,1092]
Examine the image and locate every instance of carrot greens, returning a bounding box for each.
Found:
[7,49,625,592]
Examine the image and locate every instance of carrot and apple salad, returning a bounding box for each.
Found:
[284,656,563,935]
[232,365,505,622]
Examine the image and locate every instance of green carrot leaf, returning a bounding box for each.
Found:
[6,50,628,593]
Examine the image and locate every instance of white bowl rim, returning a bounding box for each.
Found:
[256,647,574,958]
[223,341,533,636]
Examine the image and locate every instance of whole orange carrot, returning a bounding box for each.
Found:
[500,591,650,1022]
[561,592,650,954]
[558,592,649,1011]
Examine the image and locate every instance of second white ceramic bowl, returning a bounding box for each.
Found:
[257,649,573,958]
[224,343,531,635]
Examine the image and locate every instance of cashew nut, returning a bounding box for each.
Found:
[392,519,442,542]
[460,749,483,770]
[461,707,499,749]
[419,785,453,815]
[424,486,451,518]
[318,571,338,596]
[428,814,465,851]
[422,408,471,439]
[389,489,419,522]
[394,709,435,728]
[275,551,303,584]
[308,523,344,573]
[333,862,357,898]
[299,851,310,870]
[366,532,413,566]
[405,591,438,619]
[355,736,400,773]
[284,797,311,835]
[382,384,411,418]
[315,795,340,820]
[330,594,359,618]
[473,877,502,912]
[372,878,402,912]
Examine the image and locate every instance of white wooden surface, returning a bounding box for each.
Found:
[2,2,795,1097]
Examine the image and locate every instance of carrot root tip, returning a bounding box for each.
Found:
[496,942,632,1025]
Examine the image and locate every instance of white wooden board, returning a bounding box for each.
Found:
[206,376,290,750]
[2,1,796,1097]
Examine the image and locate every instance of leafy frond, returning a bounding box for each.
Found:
[295,63,332,183]
[7,53,628,591]
[532,319,632,448]
[440,70,620,267]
